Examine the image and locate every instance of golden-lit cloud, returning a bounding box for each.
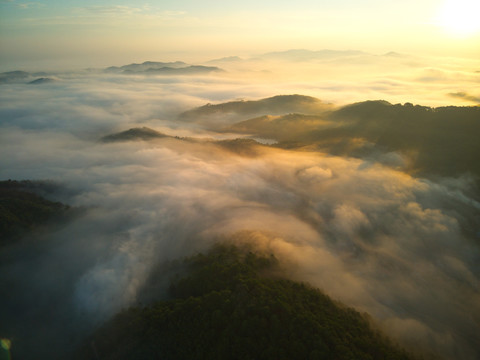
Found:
[0,69,479,358]
[0,0,479,357]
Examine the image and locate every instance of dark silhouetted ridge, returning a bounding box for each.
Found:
[28,77,55,85]
[0,71,30,83]
[101,127,169,142]
[105,61,188,73]
[0,180,70,245]
[178,94,331,122]
[104,61,223,75]
[329,100,393,119]
[143,65,223,75]
[311,101,480,179]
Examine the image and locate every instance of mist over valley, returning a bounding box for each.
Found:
[1,52,480,359]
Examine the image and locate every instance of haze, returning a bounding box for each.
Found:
[0,1,479,360]
[1,0,480,70]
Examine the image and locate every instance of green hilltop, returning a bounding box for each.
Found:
[77,243,418,360]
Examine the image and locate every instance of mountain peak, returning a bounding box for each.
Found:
[101,127,168,142]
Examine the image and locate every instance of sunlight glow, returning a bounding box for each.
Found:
[437,0,480,36]
[0,339,11,351]
[0,338,11,360]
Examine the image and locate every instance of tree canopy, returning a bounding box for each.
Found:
[77,243,418,360]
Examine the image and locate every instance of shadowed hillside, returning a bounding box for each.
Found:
[309,101,480,178]
[216,98,480,181]
[0,180,70,246]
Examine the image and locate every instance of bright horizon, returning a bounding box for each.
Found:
[1,0,480,71]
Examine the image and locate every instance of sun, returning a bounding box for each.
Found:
[437,0,480,36]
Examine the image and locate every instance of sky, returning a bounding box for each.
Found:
[1,0,479,70]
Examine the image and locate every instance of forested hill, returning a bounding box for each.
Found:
[178,94,332,124]
[0,180,70,246]
[217,98,480,180]
[77,243,418,360]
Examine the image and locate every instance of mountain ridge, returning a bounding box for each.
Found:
[178,94,332,124]
[104,61,223,75]
[178,95,480,181]
[101,127,169,142]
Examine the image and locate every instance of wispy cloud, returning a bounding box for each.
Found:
[10,5,190,29]
[449,91,480,103]
[16,1,44,9]
[78,5,143,15]
[0,0,44,8]
[74,4,186,18]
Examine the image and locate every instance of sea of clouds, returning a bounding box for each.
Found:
[1,57,479,359]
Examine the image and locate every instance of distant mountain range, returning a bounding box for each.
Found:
[28,77,55,85]
[105,61,188,73]
[0,61,224,83]
[259,49,368,61]
[103,50,379,75]
[0,71,56,85]
[104,61,223,75]
[0,70,30,83]
[1,49,416,83]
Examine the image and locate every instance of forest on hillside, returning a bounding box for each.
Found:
[77,244,419,360]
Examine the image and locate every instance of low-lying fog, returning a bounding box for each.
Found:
[1,53,479,359]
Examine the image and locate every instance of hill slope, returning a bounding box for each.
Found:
[101,127,169,142]
[312,101,480,178]
[77,243,416,360]
[0,180,70,246]
[221,98,480,180]
[178,94,332,127]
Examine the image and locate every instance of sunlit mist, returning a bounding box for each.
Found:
[1,1,479,360]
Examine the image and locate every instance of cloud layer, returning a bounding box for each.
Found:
[0,64,479,359]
